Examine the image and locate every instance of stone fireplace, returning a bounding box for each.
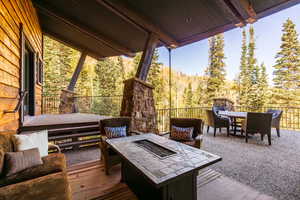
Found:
[120,78,158,134]
[59,89,78,114]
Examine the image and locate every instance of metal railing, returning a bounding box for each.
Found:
[42,95,123,116]
[42,96,300,131]
[156,106,300,132]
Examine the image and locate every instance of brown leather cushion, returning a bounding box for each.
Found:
[0,153,66,187]
[4,148,43,177]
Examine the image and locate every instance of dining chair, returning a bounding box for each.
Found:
[205,110,231,137]
[99,117,137,175]
[241,112,273,145]
[267,109,283,137]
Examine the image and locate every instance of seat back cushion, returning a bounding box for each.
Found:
[14,130,48,157]
[5,148,43,177]
[170,126,194,141]
[104,126,127,139]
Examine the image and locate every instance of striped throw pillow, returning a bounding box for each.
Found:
[170,126,194,141]
[104,126,127,139]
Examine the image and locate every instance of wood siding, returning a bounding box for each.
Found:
[0,0,42,132]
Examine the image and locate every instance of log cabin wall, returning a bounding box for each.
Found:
[0,0,42,132]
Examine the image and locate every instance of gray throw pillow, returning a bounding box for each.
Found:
[5,148,43,176]
[104,126,127,139]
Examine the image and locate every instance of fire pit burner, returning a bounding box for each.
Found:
[134,139,176,158]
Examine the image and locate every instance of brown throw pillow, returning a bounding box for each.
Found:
[4,148,43,177]
[170,126,194,141]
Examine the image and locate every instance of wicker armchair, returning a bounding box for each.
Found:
[206,109,231,137]
[241,112,273,145]
[167,118,204,148]
[267,109,283,137]
[99,117,139,175]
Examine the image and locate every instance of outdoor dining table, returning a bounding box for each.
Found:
[218,111,247,135]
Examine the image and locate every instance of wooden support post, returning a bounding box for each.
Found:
[135,33,159,81]
[67,51,87,91]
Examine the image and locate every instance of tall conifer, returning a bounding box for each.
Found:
[273,19,300,106]
[206,34,226,103]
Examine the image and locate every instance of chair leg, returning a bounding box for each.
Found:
[219,128,221,133]
[227,126,230,137]
[276,128,280,137]
[214,128,216,137]
[268,134,271,145]
[261,134,264,141]
[207,126,210,133]
[245,132,248,143]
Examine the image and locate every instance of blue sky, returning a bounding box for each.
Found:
[157,3,300,81]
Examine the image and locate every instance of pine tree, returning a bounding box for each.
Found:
[238,29,249,106]
[129,52,142,77]
[258,63,269,106]
[147,50,165,107]
[273,19,300,106]
[205,34,226,103]
[93,58,121,115]
[43,36,79,96]
[183,82,193,107]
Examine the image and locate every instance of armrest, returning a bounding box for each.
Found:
[48,143,61,153]
[130,131,144,135]
[158,132,170,136]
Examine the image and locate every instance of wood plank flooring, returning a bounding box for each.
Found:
[67,160,275,200]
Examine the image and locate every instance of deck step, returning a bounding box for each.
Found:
[21,121,99,132]
[58,138,100,148]
[48,125,99,135]
[49,131,100,140]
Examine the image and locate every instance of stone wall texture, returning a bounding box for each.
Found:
[59,89,78,114]
[120,78,158,134]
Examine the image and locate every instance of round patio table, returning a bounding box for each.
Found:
[218,111,247,135]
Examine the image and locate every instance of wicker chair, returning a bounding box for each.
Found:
[205,109,231,137]
[167,118,204,148]
[267,109,283,137]
[99,117,137,175]
[241,112,273,145]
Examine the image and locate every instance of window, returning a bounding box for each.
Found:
[36,54,43,85]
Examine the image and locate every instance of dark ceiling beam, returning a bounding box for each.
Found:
[238,0,257,23]
[68,52,87,91]
[136,33,159,81]
[35,3,136,57]
[96,0,179,48]
[221,0,247,27]
[255,0,300,19]
[43,29,105,60]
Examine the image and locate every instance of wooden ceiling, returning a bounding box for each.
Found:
[33,0,300,59]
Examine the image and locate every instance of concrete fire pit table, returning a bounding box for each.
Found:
[106,133,221,200]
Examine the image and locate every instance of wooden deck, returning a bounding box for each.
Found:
[23,113,109,128]
[67,160,275,200]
